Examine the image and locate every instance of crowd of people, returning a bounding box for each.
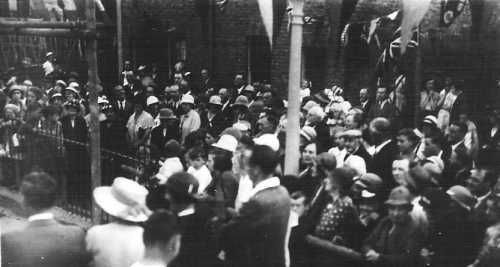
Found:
[2,51,500,267]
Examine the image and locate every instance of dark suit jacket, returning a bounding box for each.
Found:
[221,184,291,267]
[150,125,180,153]
[2,219,89,267]
[201,111,227,136]
[353,145,373,172]
[372,140,398,197]
[60,116,88,143]
[368,100,397,122]
[113,99,134,126]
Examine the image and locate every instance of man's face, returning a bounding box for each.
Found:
[145,87,155,97]
[301,143,317,165]
[423,138,440,157]
[11,91,22,101]
[375,88,387,102]
[234,75,243,86]
[291,197,307,217]
[257,117,273,133]
[174,74,183,84]
[114,87,126,100]
[388,204,411,225]
[201,69,209,80]
[466,169,488,195]
[359,89,369,102]
[344,136,359,154]
[334,134,345,148]
[392,160,409,186]
[219,89,229,102]
[425,80,435,91]
[448,124,464,144]
[263,92,273,105]
[397,135,413,154]
[485,198,500,223]
[124,61,131,70]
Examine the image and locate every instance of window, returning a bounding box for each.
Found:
[176,39,187,61]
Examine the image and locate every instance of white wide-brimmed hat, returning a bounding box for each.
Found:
[212,134,238,153]
[253,133,280,152]
[180,94,195,105]
[93,177,150,222]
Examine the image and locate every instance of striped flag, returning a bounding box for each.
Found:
[8,0,17,11]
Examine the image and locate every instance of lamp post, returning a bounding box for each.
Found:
[284,0,304,175]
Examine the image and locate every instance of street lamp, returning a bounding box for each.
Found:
[284,0,304,175]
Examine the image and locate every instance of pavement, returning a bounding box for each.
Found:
[0,186,93,233]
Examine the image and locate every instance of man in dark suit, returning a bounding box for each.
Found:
[368,87,397,122]
[343,129,373,171]
[359,88,372,114]
[447,121,469,163]
[201,95,227,136]
[197,68,216,96]
[60,100,90,206]
[147,172,219,267]
[369,118,399,197]
[2,172,89,267]
[112,85,134,126]
[150,108,180,157]
[221,145,291,267]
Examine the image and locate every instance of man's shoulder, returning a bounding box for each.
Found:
[252,185,290,204]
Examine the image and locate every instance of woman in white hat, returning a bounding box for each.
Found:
[179,94,201,144]
[86,177,152,267]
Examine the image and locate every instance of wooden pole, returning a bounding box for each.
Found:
[86,0,101,224]
[414,26,422,127]
[284,0,304,175]
[116,0,123,80]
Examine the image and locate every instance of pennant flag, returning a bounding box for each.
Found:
[401,0,430,54]
[440,0,467,26]
[386,10,400,21]
[61,0,77,11]
[8,0,17,11]
[257,0,274,46]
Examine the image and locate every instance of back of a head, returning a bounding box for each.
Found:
[164,140,182,158]
[143,210,181,248]
[370,117,391,136]
[331,167,355,196]
[249,145,279,175]
[21,172,58,212]
[316,152,337,172]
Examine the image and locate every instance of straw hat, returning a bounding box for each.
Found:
[159,108,178,120]
[208,95,223,106]
[146,96,160,106]
[300,126,317,142]
[253,133,280,151]
[233,95,250,108]
[93,177,150,222]
[212,134,238,153]
[180,94,195,105]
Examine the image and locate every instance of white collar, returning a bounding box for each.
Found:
[451,140,464,151]
[374,139,391,154]
[28,212,54,222]
[178,205,195,217]
[476,191,491,208]
[250,177,280,197]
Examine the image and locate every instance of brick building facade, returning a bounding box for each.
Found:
[119,0,500,108]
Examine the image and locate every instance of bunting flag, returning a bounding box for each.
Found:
[440,0,467,27]
[257,0,273,46]
[400,0,430,54]
[8,0,17,11]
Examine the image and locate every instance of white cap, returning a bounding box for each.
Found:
[212,134,238,153]
[97,96,109,104]
[253,134,280,152]
[146,96,160,106]
[344,155,366,176]
[307,106,325,119]
[68,82,80,89]
[155,157,184,184]
[180,94,195,105]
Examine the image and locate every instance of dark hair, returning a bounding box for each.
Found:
[164,140,182,158]
[426,132,446,149]
[184,129,207,151]
[249,145,279,175]
[142,210,180,247]
[209,148,233,172]
[21,172,58,211]
[187,147,207,161]
[397,128,420,145]
[450,121,468,135]
[330,167,355,196]
[291,191,307,203]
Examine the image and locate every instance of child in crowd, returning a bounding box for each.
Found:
[187,147,213,194]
